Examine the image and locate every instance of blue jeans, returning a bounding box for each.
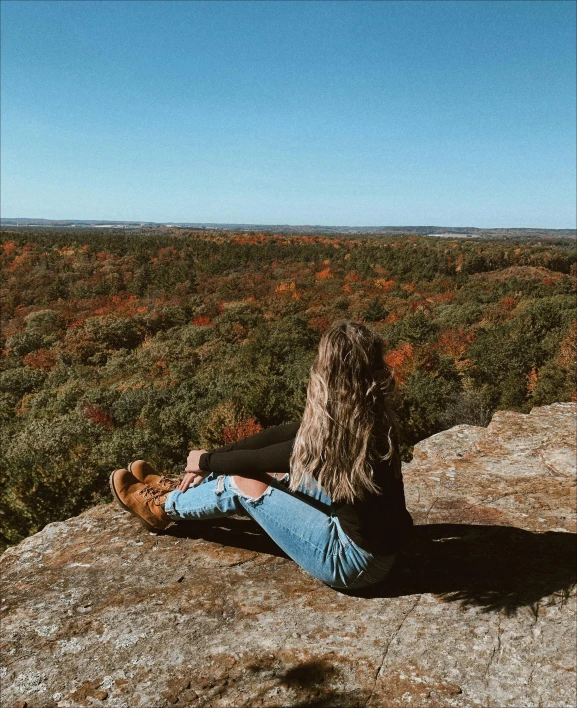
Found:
[164,471,396,590]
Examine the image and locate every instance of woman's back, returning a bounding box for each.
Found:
[198,420,413,556]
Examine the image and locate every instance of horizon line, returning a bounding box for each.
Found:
[1,218,576,232]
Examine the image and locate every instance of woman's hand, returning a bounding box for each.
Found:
[178,449,208,492]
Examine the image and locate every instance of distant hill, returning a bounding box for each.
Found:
[1,218,575,240]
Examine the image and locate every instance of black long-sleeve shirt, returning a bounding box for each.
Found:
[198,422,413,555]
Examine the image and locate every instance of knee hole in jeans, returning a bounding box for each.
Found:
[230,475,275,504]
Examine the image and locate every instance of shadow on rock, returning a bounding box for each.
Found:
[343,524,576,614]
[167,520,575,615]
[167,515,291,558]
[244,658,369,708]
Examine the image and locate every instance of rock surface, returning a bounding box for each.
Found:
[1,402,576,708]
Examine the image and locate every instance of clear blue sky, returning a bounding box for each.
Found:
[1,0,575,227]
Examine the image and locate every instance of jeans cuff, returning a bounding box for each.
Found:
[163,489,182,520]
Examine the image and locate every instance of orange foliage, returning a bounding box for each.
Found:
[375,279,395,292]
[221,417,263,444]
[3,241,17,256]
[232,323,247,339]
[526,366,539,394]
[156,246,179,262]
[316,268,333,281]
[384,343,414,384]
[385,312,401,325]
[193,316,212,326]
[274,281,299,299]
[344,272,360,283]
[557,322,577,371]
[433,291,455,303]
[9,253,32,271]
[79,294,144,318]
[342,284,352,293]
[434,329,475,358]
[22,349,57,369]
[541,278,555,286]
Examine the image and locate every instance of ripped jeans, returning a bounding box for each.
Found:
[163,471,396,590]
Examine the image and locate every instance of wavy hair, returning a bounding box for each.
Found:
[289,320,400,504]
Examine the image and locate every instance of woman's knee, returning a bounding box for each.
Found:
[231,474,271,500]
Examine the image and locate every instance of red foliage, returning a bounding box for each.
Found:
[410,299,431,312]
[221,417,263,444]
[22,349,57,369]
[500,297,518,312]
[193,316,212,326]
[541,278,555,286]
[308,315,331,333]
[82,404,113,429]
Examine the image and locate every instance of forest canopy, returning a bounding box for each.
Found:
[1,228,575,550]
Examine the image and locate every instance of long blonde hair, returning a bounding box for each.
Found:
[289,320,400,504]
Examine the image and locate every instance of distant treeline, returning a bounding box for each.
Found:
[2,222,576,238]
[1,229,575,550]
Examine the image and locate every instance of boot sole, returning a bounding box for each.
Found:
[109,469,167,533]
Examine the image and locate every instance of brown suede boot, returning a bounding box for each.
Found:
[128,460,180,492]
[109,468,173,531]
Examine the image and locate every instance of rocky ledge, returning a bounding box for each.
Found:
[1,403,576,708]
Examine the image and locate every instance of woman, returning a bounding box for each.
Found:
[110,320,413,590]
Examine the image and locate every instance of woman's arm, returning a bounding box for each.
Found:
[178,422,300,491]
[203,421,300,456]
[199,437,296,477]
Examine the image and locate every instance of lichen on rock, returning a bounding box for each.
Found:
[1,403,575,708]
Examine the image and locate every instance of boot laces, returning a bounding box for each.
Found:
[137,485,168,506]
[156,475,180,491]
